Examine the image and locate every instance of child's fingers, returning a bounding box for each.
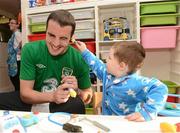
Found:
[84,94,92,104]
[125,114,137,121]
[74,41,80,48]
[72,40,81,49]
[125,113,138,120]
[134,117,145,122]
[125,113,145,122]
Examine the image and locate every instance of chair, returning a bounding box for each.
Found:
[93,92,102,115]
[158,93,180,117]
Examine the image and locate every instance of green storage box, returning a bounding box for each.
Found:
[162,80,180,94]
[29,23,46,33]
[140,13,180,26]
[140,1,179,15]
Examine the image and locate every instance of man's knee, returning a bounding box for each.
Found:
[50,97,85,114]
[0,91,31,111]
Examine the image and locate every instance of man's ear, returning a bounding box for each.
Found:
[16,23,20,28]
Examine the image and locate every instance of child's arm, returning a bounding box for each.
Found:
[134,79,168,121]
[74,40,106,80]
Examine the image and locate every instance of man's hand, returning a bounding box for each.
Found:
[125,112,145,122]
[52,83,71,104]
[61,75,78,89]
[61,75,93,104]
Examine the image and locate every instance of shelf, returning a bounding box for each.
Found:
[99,39,137,44]
[98,3,137,42]
[21,0,180,87]
[99,50,109,53]
[26,0,96,15]
[97,0,136,8]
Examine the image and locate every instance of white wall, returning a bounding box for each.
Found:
[141,29,180,84]
[141,49,171,80]
[170,29,180,84]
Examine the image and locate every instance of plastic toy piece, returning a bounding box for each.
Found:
[160,122,177,133]
[79,117,110,132]
[69,88,77,98]
[63,123,83,132]
[165,103,177,110]
[20,113,39,127]
[71,38,77,44]
[103,19,110,41]
[120,32,128,40]
[176,123,180,132]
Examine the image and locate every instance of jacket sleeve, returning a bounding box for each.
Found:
[136,79,168,121]
[81,49,106,81]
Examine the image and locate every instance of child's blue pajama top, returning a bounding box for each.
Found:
[82,49,168,121]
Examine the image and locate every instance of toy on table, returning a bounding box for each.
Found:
[63,123,82,133]
[160,122,178,133]
[79,117,110,132]
[48,112,71,126]
[20,113,39,127]
[0,114,26,133]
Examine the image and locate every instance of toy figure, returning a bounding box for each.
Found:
[103,19,110,41]
[36,0,46,6]
[120,32,128,40]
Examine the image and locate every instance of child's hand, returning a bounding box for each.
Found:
[125,112,145,122]
[72,39,87,52]
[79,89,93,105]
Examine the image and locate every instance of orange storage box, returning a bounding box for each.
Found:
[28,34,46,42]
[140,26,180,49]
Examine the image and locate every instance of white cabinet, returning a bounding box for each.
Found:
[21,0,180,91]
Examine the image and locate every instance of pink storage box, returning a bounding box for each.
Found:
[141,26,180,49]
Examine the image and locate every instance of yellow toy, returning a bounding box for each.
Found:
[120,32,128,40]
[69,88,77,98]
[160,122,177,133]
[71,38,77,44]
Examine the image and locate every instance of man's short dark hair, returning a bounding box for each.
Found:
[46,10,76,37]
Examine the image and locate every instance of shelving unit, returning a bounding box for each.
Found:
[21,0,180,92]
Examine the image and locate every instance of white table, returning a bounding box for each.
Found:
[0,110,179,133]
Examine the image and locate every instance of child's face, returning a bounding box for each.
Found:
[106,48,128,78]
